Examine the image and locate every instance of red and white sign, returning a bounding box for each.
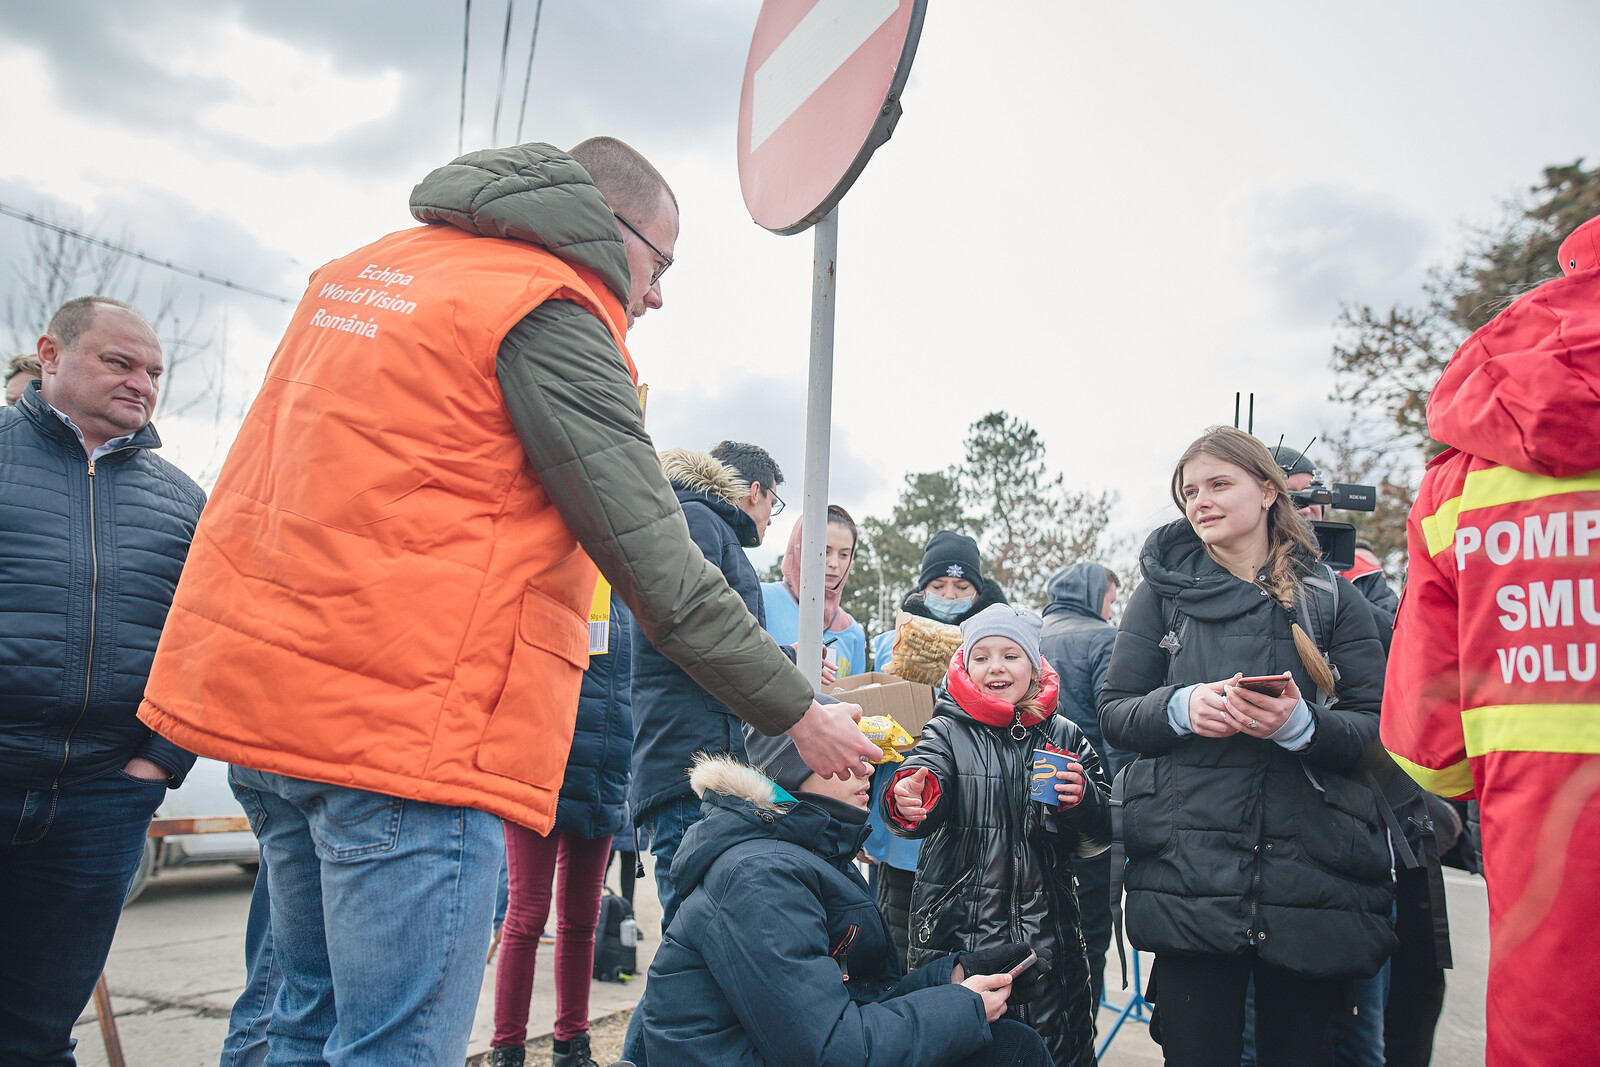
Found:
[738,0,926,235]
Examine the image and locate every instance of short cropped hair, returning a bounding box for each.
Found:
[710,441,782,495]
[45,296,146,351]
[7,353,41,380]
[1103,567,1121,589]
[569,136,677,220]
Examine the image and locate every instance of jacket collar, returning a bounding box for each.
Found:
[15,383,160,457]
[945,648,1059,729]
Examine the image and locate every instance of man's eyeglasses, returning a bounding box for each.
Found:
[613,212,673,287]
[769,489,786,517]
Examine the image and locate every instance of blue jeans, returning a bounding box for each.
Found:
[229,768,501,1067]
[220,855,281,1067]
[621,795,703,1065]
[0,769,167,1065]
[1241,962,1391,1067]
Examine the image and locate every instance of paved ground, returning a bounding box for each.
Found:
[75,856,1487,1066]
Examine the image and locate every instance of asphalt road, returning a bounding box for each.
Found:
[73,859,1488,1066]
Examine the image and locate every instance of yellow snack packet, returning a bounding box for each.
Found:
[858,715,912,763]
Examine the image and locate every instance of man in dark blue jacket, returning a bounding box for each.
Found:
[628,441,783,930]
[1038,560,1126,1005]
[0,296,204,1063]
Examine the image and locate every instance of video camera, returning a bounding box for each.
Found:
[1286,473,1376,572]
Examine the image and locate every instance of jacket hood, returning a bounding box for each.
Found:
[409,142,631,305]
[1042,561,1111,622]
[661,448,760,547]
[899,577,1009,623]
[1427,216,1600,477]
[1137,517,1292,623]
[670,755,869,897]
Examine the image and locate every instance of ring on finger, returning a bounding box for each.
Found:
[1247,720,1259,731]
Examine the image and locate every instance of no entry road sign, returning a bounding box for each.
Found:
[738,0,927,235]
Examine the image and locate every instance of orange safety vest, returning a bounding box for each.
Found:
[139,224,634,831]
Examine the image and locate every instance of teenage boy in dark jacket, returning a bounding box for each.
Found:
[628,442,784,929]
[639,743,1052,1067]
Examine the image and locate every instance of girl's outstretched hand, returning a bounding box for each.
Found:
[891,767,932,826]
[1054,761,1086,807]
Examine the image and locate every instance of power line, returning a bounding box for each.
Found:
[514,0,545,144]
[491,0,516,145]
[0,202,295,306]
[458,0,472,155]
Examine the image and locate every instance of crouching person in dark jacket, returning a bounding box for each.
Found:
[638,743,1053,1067]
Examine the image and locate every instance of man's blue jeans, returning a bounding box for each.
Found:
[220,856,282,1067]
[621,795,703,1066]
[229,768,501,1067]
[0,770,167,1066]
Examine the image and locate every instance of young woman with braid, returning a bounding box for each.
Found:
[1099,427,1393,1067]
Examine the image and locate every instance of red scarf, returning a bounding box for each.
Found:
[945,649,1060,729]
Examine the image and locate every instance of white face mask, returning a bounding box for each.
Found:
[924,592,974,622]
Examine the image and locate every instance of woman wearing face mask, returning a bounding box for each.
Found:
[1098,427,1392,1067]
[864,530,1009,968]
[761,505,868,679]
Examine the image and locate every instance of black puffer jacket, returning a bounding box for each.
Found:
[642,756,992,1066]
[887,666,1112,1066]
[0,386,204,789]
[1099,519,1394,980]
[629,450,766,818]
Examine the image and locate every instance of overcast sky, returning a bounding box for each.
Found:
[2,0,1597,581]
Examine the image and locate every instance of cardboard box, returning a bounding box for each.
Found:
[828,671,937,742]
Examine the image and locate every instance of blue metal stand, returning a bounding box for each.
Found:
[1096,949,1151,1060]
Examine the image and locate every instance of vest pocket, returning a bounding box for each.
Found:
[475,582,591,788]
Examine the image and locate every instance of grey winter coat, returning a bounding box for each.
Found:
[1040,562,1132,777]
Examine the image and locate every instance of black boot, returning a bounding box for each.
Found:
[551,1033,599,1067]
[490,1046,525,1067]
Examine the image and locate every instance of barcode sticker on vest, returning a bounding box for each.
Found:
[589,578,612,656]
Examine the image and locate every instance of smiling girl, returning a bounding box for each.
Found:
[1099,426,1391,1067]
[885,605,1111,1066]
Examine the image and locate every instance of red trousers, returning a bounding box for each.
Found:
[492,824,613,1046]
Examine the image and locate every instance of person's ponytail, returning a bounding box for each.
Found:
[1262,499,1337,700]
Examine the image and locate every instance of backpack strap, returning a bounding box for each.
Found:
[1294,563,1342,705]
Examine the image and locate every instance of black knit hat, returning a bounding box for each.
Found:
[1270,446,1315,478]
[918,530,984,592]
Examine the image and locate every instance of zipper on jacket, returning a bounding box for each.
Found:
[917,874,973,944]
[1009,730,1032,1025]
[830,923,858,980]
[53,456,101,789]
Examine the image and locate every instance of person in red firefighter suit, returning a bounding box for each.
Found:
[1382,213,1600,1067]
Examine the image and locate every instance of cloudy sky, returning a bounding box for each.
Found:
[2,0,1596,580]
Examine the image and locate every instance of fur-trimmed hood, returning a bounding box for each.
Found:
[660,448,760,549]
[669,754,870,899]
[660,448,749,509]
[689,752,789,811]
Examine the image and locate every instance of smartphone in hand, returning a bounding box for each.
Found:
[1235,675,1290,697]
[1007,950,1039,978]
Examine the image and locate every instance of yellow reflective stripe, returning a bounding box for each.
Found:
[1418,465,1600,559]
[1386,749,1474,798]
[1421,495,1463,558]
[1461,703,1600,757]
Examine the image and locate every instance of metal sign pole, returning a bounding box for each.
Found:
[794,206,838,692]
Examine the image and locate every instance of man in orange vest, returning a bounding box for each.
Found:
[1383,214,1600,1067]
[138,138,876,1066]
